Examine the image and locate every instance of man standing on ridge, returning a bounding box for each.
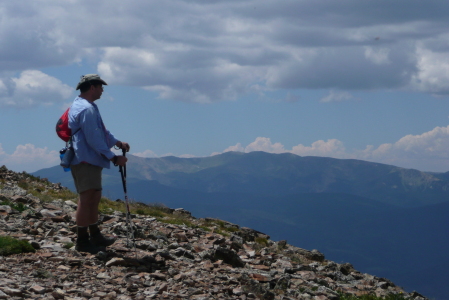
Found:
[69,74,130,254]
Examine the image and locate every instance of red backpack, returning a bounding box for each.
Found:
[56,108,72,142]
[56,107,80,142]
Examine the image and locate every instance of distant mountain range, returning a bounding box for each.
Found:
[33,151,449,300]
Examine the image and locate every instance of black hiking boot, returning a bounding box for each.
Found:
[89,232,117,247]
[75,238,104,254]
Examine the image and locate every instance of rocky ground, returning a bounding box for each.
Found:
[0,166,428,300]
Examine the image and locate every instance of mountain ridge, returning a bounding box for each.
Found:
[36,151,449,207]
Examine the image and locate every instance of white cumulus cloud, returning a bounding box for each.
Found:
[357,126,449,170]
[411,46,449,95]
[291,139,348,157]
[244,137,286,153]
[132,149,159,158]
[320,90,356,103]
[223,143,245,153]
[2,1,449,101]
[218,126,449,172]
[0,144,59,173]
[0,70,73,108]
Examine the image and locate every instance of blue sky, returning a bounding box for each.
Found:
[2,0,449,173]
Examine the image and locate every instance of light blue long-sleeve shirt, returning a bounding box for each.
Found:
[68,96,118,168]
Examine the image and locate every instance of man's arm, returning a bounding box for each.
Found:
[115,141,130,152]
[80,107,117,160]
[110,155,127,166]
[111,141,130,166]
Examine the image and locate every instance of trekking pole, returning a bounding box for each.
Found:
[118,148,137,258]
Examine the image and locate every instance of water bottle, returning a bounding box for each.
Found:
[59,148,71,172]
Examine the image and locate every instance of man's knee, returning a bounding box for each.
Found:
[79,189,102,203]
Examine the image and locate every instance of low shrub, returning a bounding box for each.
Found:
[0,236,36,256]
[255,237,269,246]
[0,200,27,212]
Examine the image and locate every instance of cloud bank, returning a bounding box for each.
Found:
[0,71,73,108]
[0,144,59,173]
[2,1,449,103]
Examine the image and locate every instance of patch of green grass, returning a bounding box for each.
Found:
[0,236,35,256]
[0,200,27,212]
[33,268,55,279]
[43,189,77,201]
[17,180,29,190]
[98,197,169,219]
[27,187,77,202]
[62,242,74,249]
[135,208,146,215]
[200,219,217,228]
[200,219,239,234]
[289,255,303,264]
[98,197,126,214]
[6,173,78,203]
[271,245,304,264]
[160,216,196,228]
[217,221,239,233]
[198,226,211,232]
[255,237,269,246]
[133,204,166,218]
[23,173,44,183]
[213,229,230,237]
[226,227,239,233]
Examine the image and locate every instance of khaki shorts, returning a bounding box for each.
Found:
[71,163,103,193]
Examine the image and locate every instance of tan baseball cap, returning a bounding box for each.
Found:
[76,74,108,90]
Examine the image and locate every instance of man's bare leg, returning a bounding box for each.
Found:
[76,189,101,227]
[75,189,104,253]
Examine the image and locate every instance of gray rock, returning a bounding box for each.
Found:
[97,272,111,279]
[173,208,192,217]
[29,240,41,249]
[214,246,245,268]
[0,186,27,197]
[40,209,62,218]
[136,240,158,251]
[0,206,11,214]
[172,247,195,259]
[64,200,78,208]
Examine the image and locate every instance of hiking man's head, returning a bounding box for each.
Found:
[76,74,108,101]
